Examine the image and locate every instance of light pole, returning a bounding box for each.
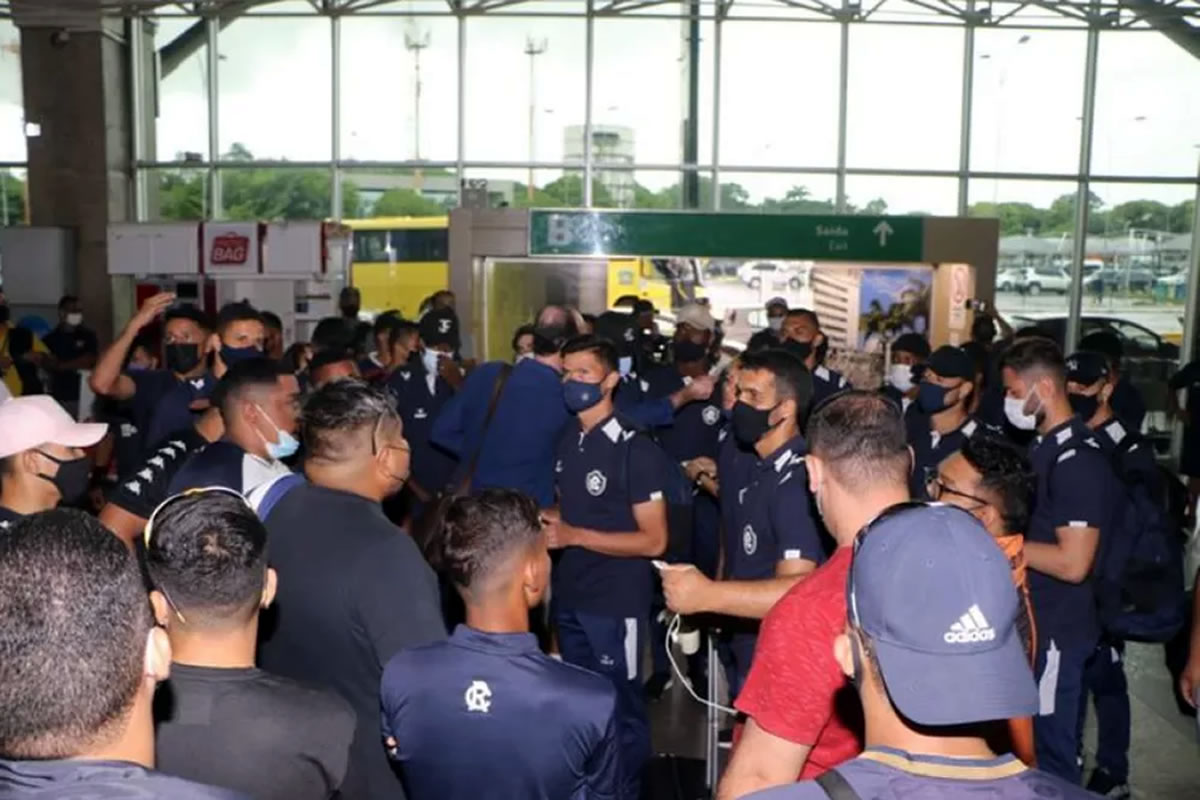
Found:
[525,36,548,203]
[979,33,1031,205]
[405,27,430,163]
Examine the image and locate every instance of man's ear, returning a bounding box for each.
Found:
[149,590,171,628]
[262,567,278,610]
[144,626,172,684]
[833,630,854,679]
[603,369,621,393]
[806,455,822,494]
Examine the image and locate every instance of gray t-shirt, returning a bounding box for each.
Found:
[746,748,1099,799]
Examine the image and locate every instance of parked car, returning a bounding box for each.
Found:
[1085,267,1156,293]
[996,266,1026,292]
[738,261,803,290]
[1002,266,1071,295]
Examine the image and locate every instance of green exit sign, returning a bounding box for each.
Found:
[529,210,925,262]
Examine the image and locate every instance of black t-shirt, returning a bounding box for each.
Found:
[155,664,356,800]
[0,505,24,532]
[258,484,445,800]
[42,325,98,404]
[0,757,244,799]
[108,428,209,519]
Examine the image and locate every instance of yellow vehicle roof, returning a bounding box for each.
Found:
[343,216,448,231]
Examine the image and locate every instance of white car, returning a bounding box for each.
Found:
[738,261,804,290]
[1001,266,1071,295]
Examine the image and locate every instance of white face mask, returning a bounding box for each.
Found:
[421,349,442,375]
[66,313,83,327]
[887,363,915,394]
[767,317,784,332]
[1004,391,1040,431]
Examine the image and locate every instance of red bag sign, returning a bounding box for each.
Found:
[211,234,250,266]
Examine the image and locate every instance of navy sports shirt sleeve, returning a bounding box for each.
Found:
[354,536,446,666]
[1048,449,1110,530]
[626,435,668,505]
[769,470,824,564]
[623,397,675,429]
[429,379,469,457]
[584,707,623,800]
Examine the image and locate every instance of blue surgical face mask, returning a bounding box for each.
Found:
[221,344,262,366]
[255,404,299,460]
[564,379,605,413]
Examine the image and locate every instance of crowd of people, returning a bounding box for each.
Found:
[0,283,1198,800]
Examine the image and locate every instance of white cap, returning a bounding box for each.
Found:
[676,303,716,332]
[0,396,108,459]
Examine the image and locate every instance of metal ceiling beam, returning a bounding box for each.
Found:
[1123,0,1200,59]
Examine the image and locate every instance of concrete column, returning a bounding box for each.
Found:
[19,18,137,343]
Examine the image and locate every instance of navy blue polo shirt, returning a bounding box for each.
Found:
[641,365,723,462]
[387,363,458,494]
[811,365,849,409]
[726,433,824,582]
[615,370,675,429]
[910,416,996,498]
[381,625,621,800]
[168,440,292,497]
[717,427,758,574]
[554,413,667,618]
[131,369,216,452]
[1028,417,1116,647]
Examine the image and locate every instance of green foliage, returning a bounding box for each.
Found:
[0,171,27,225]
[970,191,1192,238]
[371,187,446,217]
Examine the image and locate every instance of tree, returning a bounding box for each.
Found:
[371,188,445,217]
[0,171,27,225]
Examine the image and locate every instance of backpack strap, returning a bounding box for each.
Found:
[250,472,305,521]
[452,362,512,496]
[816,769,861,800]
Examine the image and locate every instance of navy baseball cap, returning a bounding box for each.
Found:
[848,504,1038,726]
[1066,350,1110,386]
[925,345,974,382]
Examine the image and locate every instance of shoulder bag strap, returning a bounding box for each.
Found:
[453,363,512,495]
[816,768,862,800]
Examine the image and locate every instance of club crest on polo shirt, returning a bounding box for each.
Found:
[464,680,492,713]
[586,470,607,496]
[702,405,720,426]
[944,604,996,644]
[742,524,758,555]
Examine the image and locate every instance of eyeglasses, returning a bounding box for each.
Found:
[925,473,990,510]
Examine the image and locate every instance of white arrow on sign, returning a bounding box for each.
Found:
[873,221,894,247]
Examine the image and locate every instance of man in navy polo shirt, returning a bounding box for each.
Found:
[1000,337,1118,784]
[909,345,999,498]
[382,489,621,800]
[781,309,847,408]
[661,348,823,698]
[543,334,669,797]
[745,504,1091,800]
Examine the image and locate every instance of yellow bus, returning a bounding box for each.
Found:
[346,216,696,324]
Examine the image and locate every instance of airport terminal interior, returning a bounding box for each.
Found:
[1,0,1200,798]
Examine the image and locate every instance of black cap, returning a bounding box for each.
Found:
[926,346,974,381]
[419,307,459,348]
[1066,351,1110,386]
[892,333,931,360]
[593,310,638,358]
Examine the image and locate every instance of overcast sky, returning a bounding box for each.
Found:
[1,4,1197,216]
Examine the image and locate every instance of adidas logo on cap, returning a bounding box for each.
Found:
[943,604,996,644]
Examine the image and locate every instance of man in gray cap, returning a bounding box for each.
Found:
[745,503,1094,799]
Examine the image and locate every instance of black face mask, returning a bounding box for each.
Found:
[732,401,781,447]
[782,339,813,362]
[164,343,202,374]
[674,338,708,364]
[36,451,90,504]
[1069,392,1100,421]
[341,305,360,319]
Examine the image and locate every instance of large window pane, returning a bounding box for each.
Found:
[712,172,838,214]
[464,17,585,175]
[844,175,958,216]
[719,21,839,168]
[218,17,331,161]
[218,167,342,220]
[342,168,458,218]
[970,29,1085,174]
[1092,32,1200,178]
[0,19,23,163]
[594,17,712,167]
[152,17,209,161]
[1089,182,1194,277]
[0,168,27,226]
[847,25,962,169]
[341,17,457,163]
[147,168,210,221]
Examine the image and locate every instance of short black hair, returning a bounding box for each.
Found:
[216,301,263,337]
[441,489,543,597]
[1079,330,1123,371]
[740,349,814,421]
[311,316,354,355]
[960,340,989,380]
[999,336,1067,385]
[212,357,286,420]
[308,349,357,378]
[807,390,909,487]
[959,435,1035,536]
[0,509,151,758]
[58,294,79,311]
[164,304,212,332]
[561,334,618,372]
[511,323,536,353]
[389,319,420,349]
[145,491,268,627]
[302,379,398,463]
[373,310,402,339]
[261,310,283,332]
[971,313,997,345]
[892,333,931,360]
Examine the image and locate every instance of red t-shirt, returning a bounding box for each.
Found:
[734,546,864,780]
